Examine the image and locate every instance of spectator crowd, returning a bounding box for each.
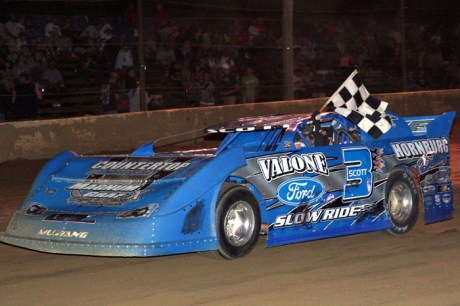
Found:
[1,2,460,121]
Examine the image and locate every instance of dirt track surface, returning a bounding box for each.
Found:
[1,124,460,306]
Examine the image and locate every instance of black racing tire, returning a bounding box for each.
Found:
[385,169,419,236]
[200,184,261,260]
[334,128,359,144]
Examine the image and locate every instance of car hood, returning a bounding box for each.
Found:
[24,148,247,215]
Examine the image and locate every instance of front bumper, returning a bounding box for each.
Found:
[0,232,218,257]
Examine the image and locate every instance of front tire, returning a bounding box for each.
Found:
[202,184,261,259]
[385,169,419,236]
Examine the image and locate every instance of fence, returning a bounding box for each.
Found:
[0,0,459,122]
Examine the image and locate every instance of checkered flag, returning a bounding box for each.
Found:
[323,70,392,139]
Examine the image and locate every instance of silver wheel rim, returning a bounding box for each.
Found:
[389,182,413,223]
[224,201,255,246]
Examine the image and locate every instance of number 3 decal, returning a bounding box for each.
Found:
[342,148,373,201]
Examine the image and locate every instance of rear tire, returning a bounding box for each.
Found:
[201,184,261,259]
[385,169,419,236]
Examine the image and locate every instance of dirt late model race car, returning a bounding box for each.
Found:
[0,107,455,259]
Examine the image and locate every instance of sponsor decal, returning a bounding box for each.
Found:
[371,148,384,172]
[66,157,191,206]
[423,185,435,194]
[424,197,433,205]
[391,138,449,160]
[67,188,149,206]
[277,178,324,206]
[342,148,373,201]
[257,153,328,182]
[37,229,88,239]
[68,183,142,192]
[274,204,376,228]
[406,119,432,132]
[91,160,190,172]
[44,213,96,224]
[417,152,448,174]
[45,188,57,196]
[87,157,192,182]
[442,194,451,204]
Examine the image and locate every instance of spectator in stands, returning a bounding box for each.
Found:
[62,18,77,41]
[23,17,39,42]
[100,71,120,114]
[240,66,259,103]
[123,2,137,48]
[167,20,180,44]
[77,20,100,55]
[33,50,47,69]
[0,22,5,40]
[169,61,184,100]
[5,15,25,39]
[218,63,239,105]
[30,60,44,85]
[127,68,150,113]
[114,44,134,72]
[99,17,114,52]
[181,60,192,93]
[416,68,429,90]
[16,54,30,75]
[119,67,137,108]
[218,48,235,68]
[123,67,138,94]
[153,2,172,43]
[99,18,119,74]
[204,50,217,71]
[61,18,76,57]
[145,31,158,59]
[293,68,310,99]
[2,54,14,76]
[191,63,203,86]
[8,32,27,62]
[299,38,317,63]
[156,43,176,76]
[78,47,102,83]
[247,19,259,46]
[338,50,352,75]
[407,70,419,91]
[0,37,9,59]
[254,18,267,46]
[44,17,62,55]
[129,85,150,113]
[42,60,66,106]
[199,70,215,106]
[12,72,42,120]
[0,75,13,122]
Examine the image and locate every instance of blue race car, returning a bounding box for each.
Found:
[0,109,455,259]
[0,72,456,259]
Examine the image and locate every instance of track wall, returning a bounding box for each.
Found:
[1,90,458,163]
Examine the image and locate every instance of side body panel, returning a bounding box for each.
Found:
[234,142,394,247]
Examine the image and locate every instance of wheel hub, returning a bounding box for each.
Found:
[389,182,413,223]
[224,201,255,246]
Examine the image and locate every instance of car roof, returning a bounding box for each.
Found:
[206,114,314,133]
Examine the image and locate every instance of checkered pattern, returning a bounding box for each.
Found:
[324,70,392,139]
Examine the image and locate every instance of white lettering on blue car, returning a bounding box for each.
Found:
[274,204,375,228]
[391,138,449,159]
[257,153,329,182]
